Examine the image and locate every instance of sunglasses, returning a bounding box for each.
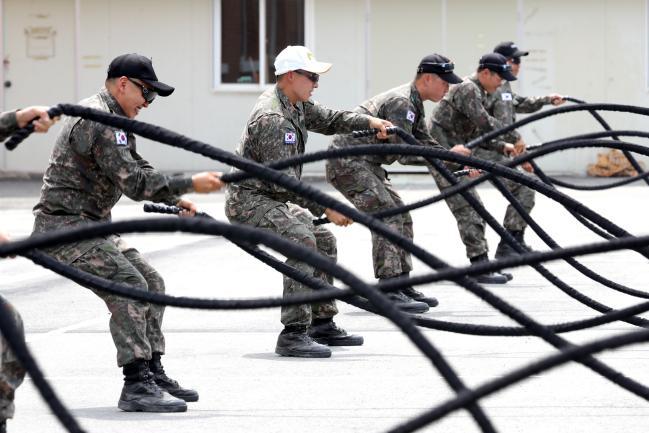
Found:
[511,57,522,65]
[417,62,455,74]
[128,78,157,104]
[294,69,320,83]
[479,63,513,73]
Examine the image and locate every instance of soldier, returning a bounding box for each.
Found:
[487,41,565,258]
[429,53,525,280]
[326,53,505,309]
[32,53,224,413]
[1,106,56,433]
[225,45,392,359]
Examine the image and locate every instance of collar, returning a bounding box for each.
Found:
[275,85,302,119]
[99,87,127,117]
[409,82,424,114]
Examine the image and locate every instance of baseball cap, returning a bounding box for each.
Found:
[478,53,517,81]
[493,41,529,59]
[274,46,332,76]
[107,53,175,97]
[417,54,463,84]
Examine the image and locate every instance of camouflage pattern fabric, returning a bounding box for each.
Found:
[32,88,192,365]
[0,297,26,420]
[0,111,18,143]
[479,80,546,231]
[255,203,338,326]
[225,85,369,326]
[328,82,487,263]
[430,74,513,154]
[326,157,412,279]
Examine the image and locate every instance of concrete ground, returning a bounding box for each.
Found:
[2,177,649,433]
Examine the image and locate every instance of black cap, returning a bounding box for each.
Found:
[478,53,517,81]
[493,41,529,59]
[417,54,463,84]
[107,54,175,97]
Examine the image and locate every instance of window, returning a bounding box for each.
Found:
[214,0,312,90]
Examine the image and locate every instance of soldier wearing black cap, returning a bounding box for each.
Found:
[32,53,224,412]
[486,41,565,258]
[428,52,524,283]
[327,53,476,308]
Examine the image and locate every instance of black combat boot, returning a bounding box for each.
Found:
[399,273,439,307]
[1,419,6,433]
[378,275,430,313]
[469,254,510,284]
[308,318,364,346]
[275,325,332,358]
[495,229,532,259]
[118,359,187,412]
[150,352,199,402]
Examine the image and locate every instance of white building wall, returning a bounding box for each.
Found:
[1,0,648,175]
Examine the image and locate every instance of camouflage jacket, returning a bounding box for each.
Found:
[330,82,444,166]
[0,111,18,142]
[33,88,193,262]
[488,81,552,141]
[226,85,370,222]
[430,74,512,153]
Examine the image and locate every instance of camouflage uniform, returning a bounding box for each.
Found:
[0,297,26,421]
[32,88,194,367]
[327,82,447,276]
[0,112,27,421]
[430,74,533,253]
[225,85,370,327]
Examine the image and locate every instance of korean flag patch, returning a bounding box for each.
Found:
[406,110,416,123]
[115,130,128,146]
[501,92,513,101]
[284,131,296,145]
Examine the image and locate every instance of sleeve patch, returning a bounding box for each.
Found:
[115,130,128,146]
[284,131,297,144]
[501,92,513,101]
[406,110,416,123]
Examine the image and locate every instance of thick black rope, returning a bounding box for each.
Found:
[0,297,86,433]
[8,104,649,426]
[1,217,497,433]
[7,218,649,337]
[561,96,649,186]
[390,328,649,432]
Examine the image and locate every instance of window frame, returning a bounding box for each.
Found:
[213,0,314,92]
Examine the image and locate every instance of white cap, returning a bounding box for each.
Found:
[274,46,332,76]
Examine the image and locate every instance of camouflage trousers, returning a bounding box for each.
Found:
[0,297,26,420]
[428,166,489,259]
[326,158,413,279]
[48,236,166,367]
[245,201,339,327]
[473,147,536,232]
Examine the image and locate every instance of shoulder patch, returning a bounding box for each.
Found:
[114,130,128,146]
[501,92,513,101]
[284,131,297,145]
[406,110,416,123]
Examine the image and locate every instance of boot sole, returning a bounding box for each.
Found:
[275,347,332,358]
[118,400,187,413]
[169,392,199,402]
[312,337,364,346]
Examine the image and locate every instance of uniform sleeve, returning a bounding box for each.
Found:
[0,111,18,143]
[304,100,370,135]
[78,121,193,203]
[455,85,511,153]
[513,93,552,114]
[377,97,445,166]
[248,115,326,216]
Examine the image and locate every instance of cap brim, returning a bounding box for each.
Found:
[512,50,529,57]
[439,72,463,84]
[142,79,175,97]
[302,61,332,74]
[497,70,517,81]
